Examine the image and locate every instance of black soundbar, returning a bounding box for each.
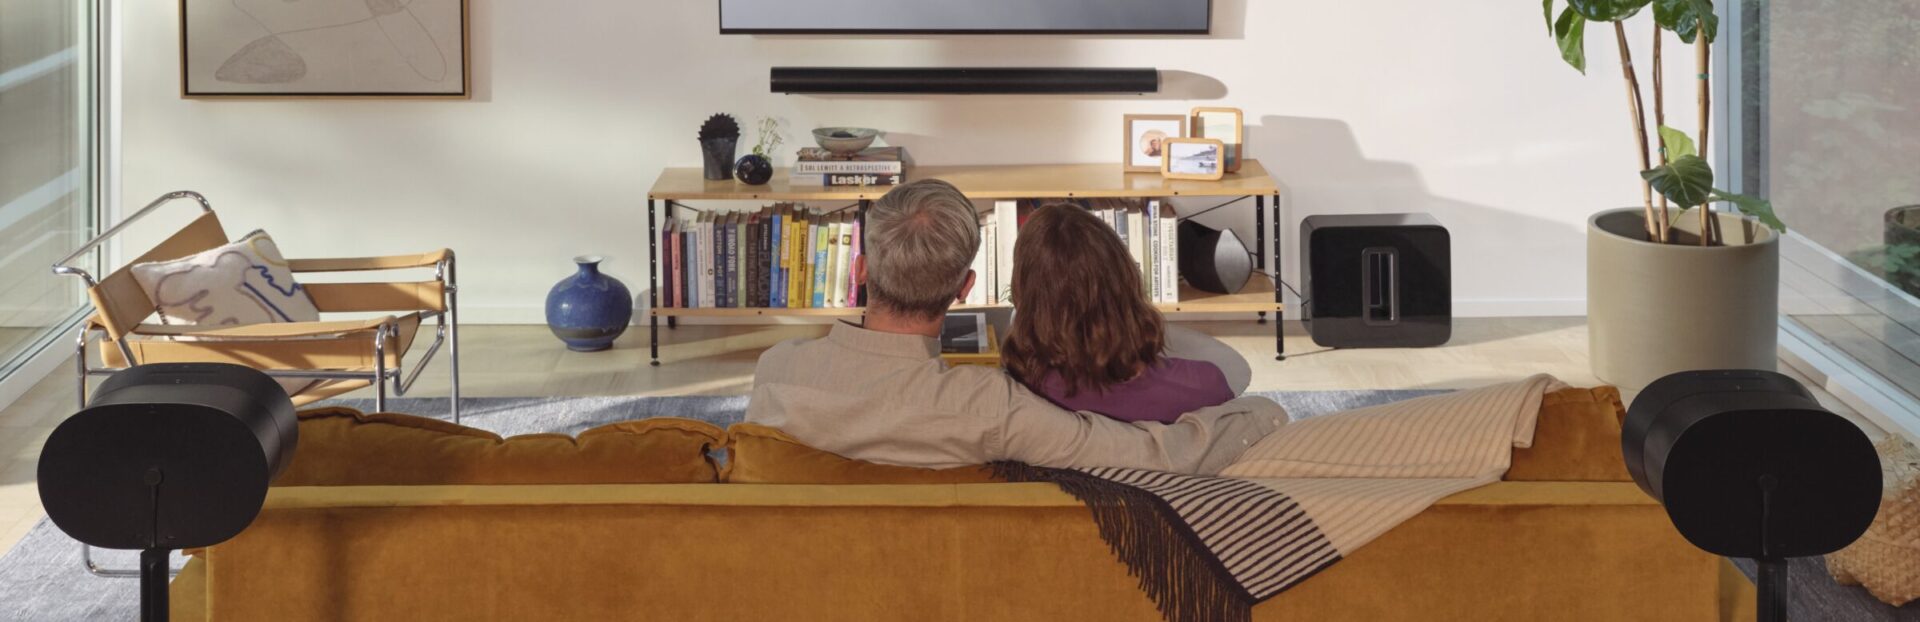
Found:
[771,67,1160,94]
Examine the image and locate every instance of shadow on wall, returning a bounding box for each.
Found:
[1243,115,1585,341]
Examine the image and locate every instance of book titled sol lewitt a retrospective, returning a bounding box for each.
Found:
[789,147,911,186]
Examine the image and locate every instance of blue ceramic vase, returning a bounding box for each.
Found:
[545,255,632,352]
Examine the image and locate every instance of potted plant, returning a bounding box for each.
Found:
[1544,0,1786,389]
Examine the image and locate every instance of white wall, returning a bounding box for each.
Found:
[118,0,1707,323]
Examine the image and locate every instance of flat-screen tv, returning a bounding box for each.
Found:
[718,0,1211,35]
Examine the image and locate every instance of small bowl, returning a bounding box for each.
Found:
[812,127,880,155]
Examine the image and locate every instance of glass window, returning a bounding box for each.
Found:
[1744,0,1920,401]
[0,1,97,377]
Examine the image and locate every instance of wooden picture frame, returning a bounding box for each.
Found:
[1122,114,1187,173]
[1161,138,1227,181]
[1190,107,1244,173]
[179,0,471,98]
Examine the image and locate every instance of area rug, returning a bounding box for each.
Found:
[0,389,1437,621]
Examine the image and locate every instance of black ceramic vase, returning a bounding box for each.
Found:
[734,154,773,185]
[700,137,737,181]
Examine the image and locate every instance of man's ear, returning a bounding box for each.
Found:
[853,254,867,286]
[956,269,976,304]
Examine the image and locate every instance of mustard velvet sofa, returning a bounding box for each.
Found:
[169,391,1754,621]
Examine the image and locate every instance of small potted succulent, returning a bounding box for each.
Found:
[698,113,740,181]
[734,117,783,186]
[1541,0,1787,389]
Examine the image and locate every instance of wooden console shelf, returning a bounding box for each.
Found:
[645,161,1287,364]
[649,161,1278,201]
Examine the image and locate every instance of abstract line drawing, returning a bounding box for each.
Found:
[182,0,467,97]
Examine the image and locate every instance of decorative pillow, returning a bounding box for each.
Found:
[1505,386,1632,482]
[131,229,320,327]
[724,423,998,484]
[274,408,727,486]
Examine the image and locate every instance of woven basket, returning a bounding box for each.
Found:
[1827,435,1920,607]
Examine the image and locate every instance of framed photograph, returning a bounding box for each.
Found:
[1161,138,1226,181]
[1190,107,1244,173]
[1122,114,1187,172]
[180,0,470,98]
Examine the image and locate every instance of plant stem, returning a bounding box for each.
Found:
[1698,36,1717,246]
[1613,21,1661,242]
[1653,27,1672,242]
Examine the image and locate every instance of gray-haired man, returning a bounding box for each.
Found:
[746,179,1285,474]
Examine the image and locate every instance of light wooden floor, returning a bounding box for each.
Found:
[0,318,1857,556]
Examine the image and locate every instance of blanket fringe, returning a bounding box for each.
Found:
[991,462,1251,622]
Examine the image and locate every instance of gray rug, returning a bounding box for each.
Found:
[0,388,1538,622]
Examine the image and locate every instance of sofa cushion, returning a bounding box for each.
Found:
[1505,386,1632,482]
[275,407,725,486]
[724,423,998,484]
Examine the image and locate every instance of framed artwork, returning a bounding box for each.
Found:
[1122,114,1186,172]
[1190,107,1243,173]
[1161,138,1226,181]
[179,0,470,98]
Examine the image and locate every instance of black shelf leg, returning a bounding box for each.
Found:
[1273,193,1285,361]
[648,198,660,367]
[1255,194,1267,325]
[665,200,678,330]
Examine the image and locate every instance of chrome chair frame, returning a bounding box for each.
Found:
[52,190,462,578]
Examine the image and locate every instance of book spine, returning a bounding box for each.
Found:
[1147,200,1160,303]
[758,214,772,308]
[848,218,863,307]
[734,218,747,308]
[810,219,827,308]
[787,173,904,187]
[994,200,1017,303]
[743,217,758,308]
[834,219,853,307]
[823,220,842,308]
[791,162,905,174]
[773,209,787,308]
[796,213,812,308]
[687,223,695,311]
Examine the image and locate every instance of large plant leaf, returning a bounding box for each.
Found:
[1568,0,1651,21]
[1642,154,1715,207]
[1544,0,1556,35]
[1658,125,1697,160]
[1712,190,1786,232]
[1654,0,1718,43]
[1555,8,1588,73]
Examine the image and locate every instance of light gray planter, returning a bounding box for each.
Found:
[1587,208,1780,390]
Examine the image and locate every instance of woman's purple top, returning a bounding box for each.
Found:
[1027,357,1236,424]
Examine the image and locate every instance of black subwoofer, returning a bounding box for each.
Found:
[1301,213,1450,348]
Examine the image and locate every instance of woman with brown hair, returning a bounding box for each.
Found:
[1001,202,1235,423]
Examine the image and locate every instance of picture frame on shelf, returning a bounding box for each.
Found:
[1190,107,1244,173]
[179,0,471,98]
[1161,138,1226,181]
[1122,114,1187,172]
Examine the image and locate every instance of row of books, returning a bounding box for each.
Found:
[660,197,1185,311]
[659,204,861,309]
[788,146,910,187]
[970,198,1181,306]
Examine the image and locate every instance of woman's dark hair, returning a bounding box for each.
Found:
[1001,201,1166,396]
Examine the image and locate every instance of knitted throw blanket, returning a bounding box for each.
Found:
[993,374,1564,622]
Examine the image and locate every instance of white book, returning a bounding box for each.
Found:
[832,218,853,308]
[966,221,988,306]
[822,219,841,308]
[984,222,998,305]
[993,200,1018,303]
[1127,205,1148,295]
[1146,200,1159,302]
[1159,202,1180,302]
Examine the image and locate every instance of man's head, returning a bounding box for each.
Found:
[859,179,979,321]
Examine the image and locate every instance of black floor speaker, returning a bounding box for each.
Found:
[1301,214,1451,348]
